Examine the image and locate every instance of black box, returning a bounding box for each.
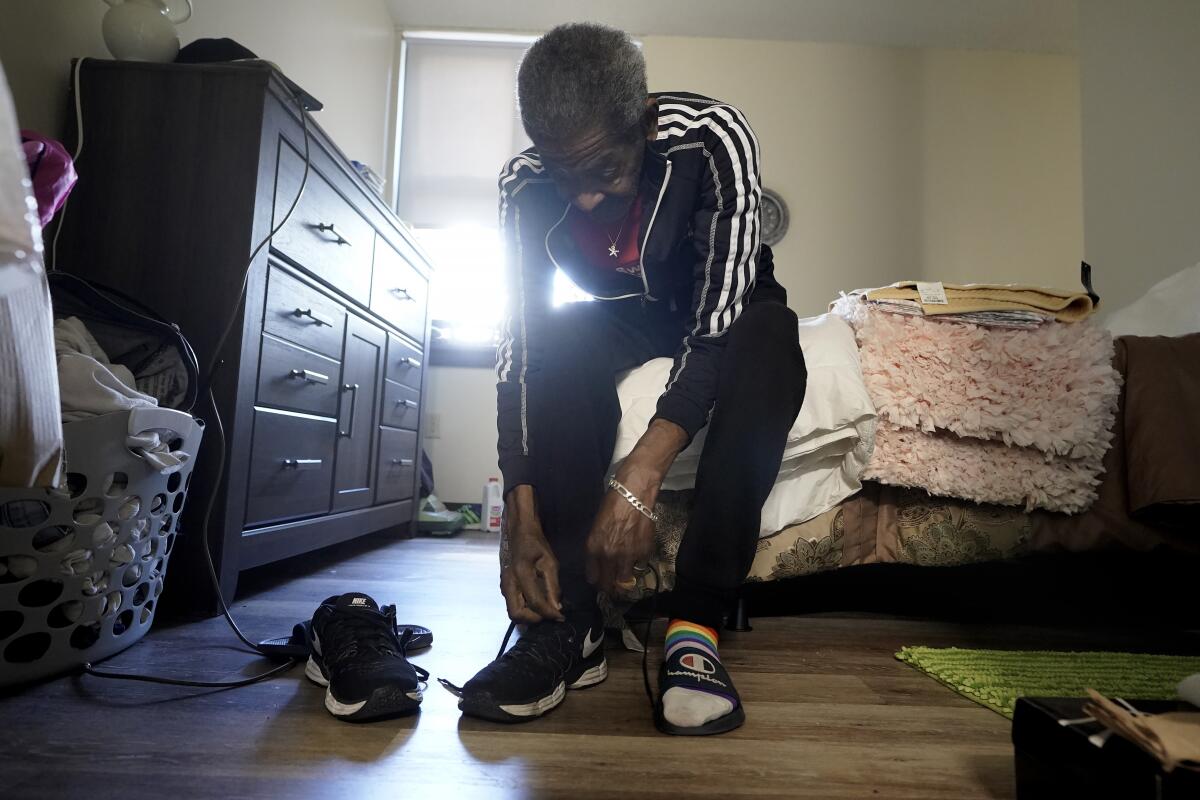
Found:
[1013,697,1200,799]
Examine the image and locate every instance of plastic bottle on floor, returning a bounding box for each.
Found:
[483,478,503,533]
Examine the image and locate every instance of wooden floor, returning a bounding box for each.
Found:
[1,531,1194,799]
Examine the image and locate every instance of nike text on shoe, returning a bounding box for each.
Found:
[453,607,607,723]
[306,592,430,722]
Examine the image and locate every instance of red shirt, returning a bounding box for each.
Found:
[568,195,644,278]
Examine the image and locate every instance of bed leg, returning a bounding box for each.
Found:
[726,593,752,632]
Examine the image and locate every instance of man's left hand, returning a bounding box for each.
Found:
[584,469,659,594]
[584,419,688,594]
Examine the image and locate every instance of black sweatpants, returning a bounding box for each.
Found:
[525,293,807,629]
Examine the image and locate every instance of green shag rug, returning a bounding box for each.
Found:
[896,647,1200,718]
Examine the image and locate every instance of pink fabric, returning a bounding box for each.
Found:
[21,130,77,227]
[834,296,1121,513]
[869,422,1103,513]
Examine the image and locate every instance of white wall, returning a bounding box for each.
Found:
[423,366,498,504]
[1078,0,1200,314]
[919,49,1082,287]
[0,0,396,177]
[643,38,924,316]
[642,38,1084,309]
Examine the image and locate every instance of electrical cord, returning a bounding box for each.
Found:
[48,56,88,273]
[641,563,661,712]
[76,66,314,688]
[192,85,312,656]
[81,655,296,688]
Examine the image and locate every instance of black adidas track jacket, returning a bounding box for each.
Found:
[495,91,784,490]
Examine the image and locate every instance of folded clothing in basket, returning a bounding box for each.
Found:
[54,316,188,473]
[55,316,158,422]
[611,313,877,533]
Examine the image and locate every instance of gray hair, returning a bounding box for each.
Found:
[517,23,647,146]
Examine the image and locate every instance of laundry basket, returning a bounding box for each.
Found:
[0,406,203,686]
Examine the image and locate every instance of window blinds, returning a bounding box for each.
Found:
[395,36,533,229]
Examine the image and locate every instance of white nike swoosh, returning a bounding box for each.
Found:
[581,628,603,659]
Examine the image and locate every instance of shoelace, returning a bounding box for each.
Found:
[437,618,576,697]
[640,563,662,712]
[497,619,576,677]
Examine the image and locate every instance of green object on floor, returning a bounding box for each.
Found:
[419,494,466,536]
[457,505,481,526]
[896,646,1200,718]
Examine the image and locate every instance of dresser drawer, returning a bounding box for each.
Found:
[256,334,340,417]
[380,380,420,430]
[245,409,336,526]
[385,334,423,390]
[375,427,417,504]
[263,267,346,359]
[371,238,428,342]
[273,142,374,305]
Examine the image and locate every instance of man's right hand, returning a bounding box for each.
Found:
[499,485,564,624]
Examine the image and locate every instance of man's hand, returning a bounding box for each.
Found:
[500,485,564,624]
[585,419,688,594]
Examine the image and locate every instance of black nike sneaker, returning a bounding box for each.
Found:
[448,607,607,723]
[305,592,429,722]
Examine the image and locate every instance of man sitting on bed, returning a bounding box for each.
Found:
[453,22,807,735]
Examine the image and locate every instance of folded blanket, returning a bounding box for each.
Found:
[835,295,1120,460]
[1029,337,1193,553]
[865,297,1049,329]
[867,421,1103,513]
[865,280,1096,322]
[834,295,1120,513]
[611,313,877,533]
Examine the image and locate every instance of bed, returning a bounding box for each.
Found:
[606,331,1199,614]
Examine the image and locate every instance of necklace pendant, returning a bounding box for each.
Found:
[608,243,619,258]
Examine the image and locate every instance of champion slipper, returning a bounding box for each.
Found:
[653,644,746,736]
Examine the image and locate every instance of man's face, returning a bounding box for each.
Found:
[538,110,654,224]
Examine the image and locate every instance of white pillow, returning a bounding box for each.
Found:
[611,313,878,531]
[1105,262,1200,338]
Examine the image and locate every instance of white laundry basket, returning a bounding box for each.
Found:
[0,406,203,686]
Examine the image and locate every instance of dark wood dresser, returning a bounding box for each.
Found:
[57,60,431,614]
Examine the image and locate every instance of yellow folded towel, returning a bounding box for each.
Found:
[865,281,1096,322]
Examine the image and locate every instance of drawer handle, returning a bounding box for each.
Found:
[282,458,323,470]
[292,307,333,327]
[288,368,329,385]
[399,356,422,369]
[396,398,419,410]
[315,222,352,246]
[339,383,359,438]
[391,458,415,467]
[391,287,414,301]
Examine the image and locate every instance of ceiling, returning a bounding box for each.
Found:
[385,0,1078,54]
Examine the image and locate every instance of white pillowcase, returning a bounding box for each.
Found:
[611,313,877,535]
[1105,262,1200,338]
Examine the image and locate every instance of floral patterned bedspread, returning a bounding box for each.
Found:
[609,482,1040,605]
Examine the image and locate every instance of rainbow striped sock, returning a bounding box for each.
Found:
[665,619,720,662]
[660,619,736,729]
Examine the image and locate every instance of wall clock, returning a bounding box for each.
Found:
[760,188,789,247]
